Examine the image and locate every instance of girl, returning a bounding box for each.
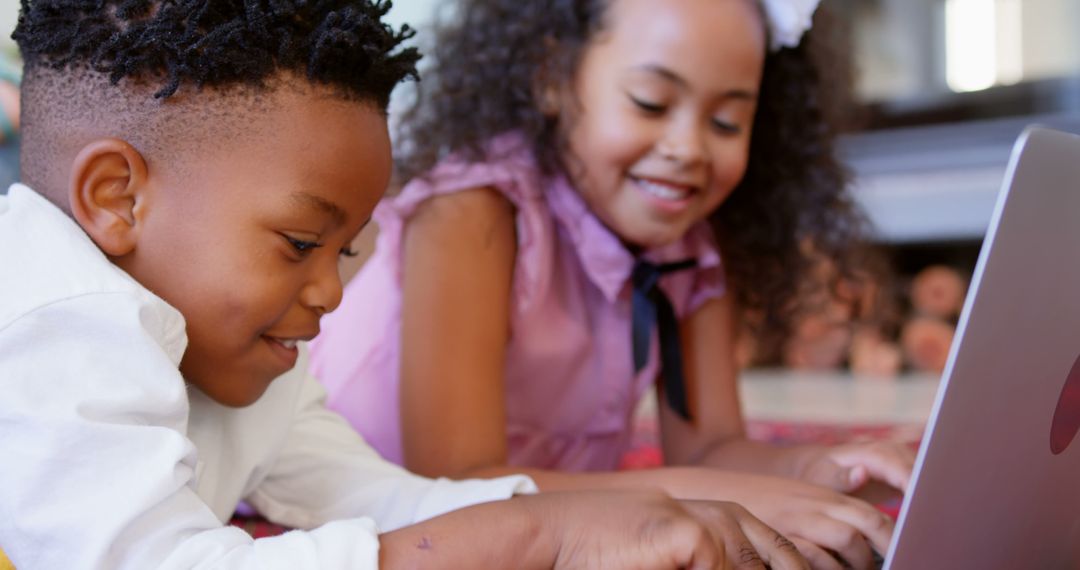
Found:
[313,0,912,567]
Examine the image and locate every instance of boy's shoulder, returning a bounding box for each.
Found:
[0,184,182,339]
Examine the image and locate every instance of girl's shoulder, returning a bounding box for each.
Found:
[380,134,563,316]
[394,133,548,210]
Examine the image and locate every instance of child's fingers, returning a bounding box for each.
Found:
[819,500,894,565]
[783,511,879,570]
[788,536,845,570]
[670,517,723,570]
[733,514,809,570]
[848,465,870,490]
[831,443,916,493]
[851,446,915,492]
[804,457,860,492]
[679,502,754,569]
[683,500,799,570]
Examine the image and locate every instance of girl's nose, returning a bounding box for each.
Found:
[658,120,707,167]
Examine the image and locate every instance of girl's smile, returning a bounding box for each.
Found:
[558,0,766,249]
[629,175,701,215]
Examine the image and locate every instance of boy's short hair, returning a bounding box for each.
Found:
[13,0,419,200]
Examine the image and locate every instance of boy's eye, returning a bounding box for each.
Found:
[284,235,323,256]
[629,94,666,114]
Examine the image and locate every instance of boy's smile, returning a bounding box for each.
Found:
[111,84,391,407]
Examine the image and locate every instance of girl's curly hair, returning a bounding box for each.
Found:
[13,0,420,107]
[397,0,873,342]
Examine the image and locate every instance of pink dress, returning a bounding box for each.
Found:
[310,135,726,471]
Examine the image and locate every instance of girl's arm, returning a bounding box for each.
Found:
[660,294,797,474]
[660,294,916,497]
[396,189,892,568]
[398,187,516,477]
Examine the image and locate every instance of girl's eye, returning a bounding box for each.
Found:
[712,118,741,135]
[339,247,359,258]
[629,94,666,114]
[284,235,323,257]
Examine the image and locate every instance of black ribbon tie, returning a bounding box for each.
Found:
[631,258,698,421]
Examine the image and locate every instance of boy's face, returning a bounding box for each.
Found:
[119,88,390,407]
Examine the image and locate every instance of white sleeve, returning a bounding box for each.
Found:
[248,372,538,532]
[0,294,385,570]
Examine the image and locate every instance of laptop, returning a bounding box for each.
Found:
[880,126,1080,569]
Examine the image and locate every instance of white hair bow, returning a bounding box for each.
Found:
[760,0,821,51]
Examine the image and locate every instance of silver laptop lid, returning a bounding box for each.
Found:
[885,127,1080,570]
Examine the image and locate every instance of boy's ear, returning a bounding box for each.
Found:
[68,138,150,257]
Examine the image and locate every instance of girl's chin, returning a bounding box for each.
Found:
[594,205,696,251]
[616,223,692,251]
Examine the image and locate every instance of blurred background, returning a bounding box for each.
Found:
[785,0,1080,382]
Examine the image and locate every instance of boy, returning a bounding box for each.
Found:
[0,1,808,568]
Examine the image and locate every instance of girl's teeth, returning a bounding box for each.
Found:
[279,339,298,349]
[637,179,690,200]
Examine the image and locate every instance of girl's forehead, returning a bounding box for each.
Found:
[589,0,766,78]
[602,0,765,40]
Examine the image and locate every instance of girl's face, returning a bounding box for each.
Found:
[559,0,766,249]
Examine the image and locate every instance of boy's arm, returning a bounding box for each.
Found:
[376,490,812,570]
[246,364,536,532]
[0,295,412,569]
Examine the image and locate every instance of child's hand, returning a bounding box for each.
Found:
[655,469,894,569]
[528,490,809,570]
[791,441,915,497]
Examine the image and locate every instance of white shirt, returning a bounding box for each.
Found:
[0,184,537,569]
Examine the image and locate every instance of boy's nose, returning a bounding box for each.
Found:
[301,260,344,316]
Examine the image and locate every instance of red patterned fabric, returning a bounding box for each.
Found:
[227,515,290,539]
[621,411,924,470]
